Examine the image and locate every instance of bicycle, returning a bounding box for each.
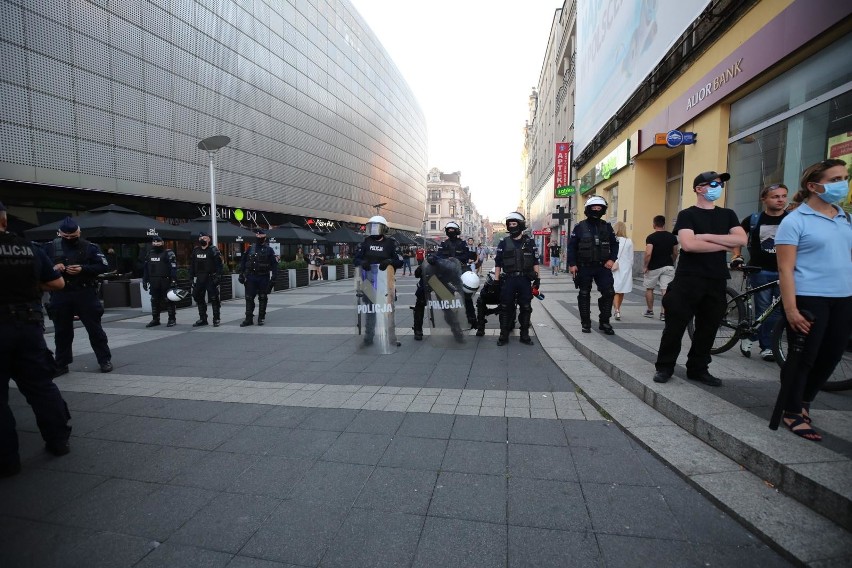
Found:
[685,265,851,391]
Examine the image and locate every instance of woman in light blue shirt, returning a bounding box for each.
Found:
[776,159,852,441]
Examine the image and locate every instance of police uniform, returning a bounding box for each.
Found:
[566,206,618,334]
[436,236,478,326]
[495,231,539,345]
[44,217,112,373]
[239,229,278,326]
[354,232,402,343]
[1,202,72,476]
[143,235,178,328]
[189,232,224,327]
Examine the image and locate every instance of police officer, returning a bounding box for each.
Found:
[239,228,278,327]
[1,202,72,477]
[436,222,477,327]
[494,212,540,346]
[189,231,224,327]
[143,234,178,328]
[566,196,619,335]
[44,217,113,374]
[353,215,403,345]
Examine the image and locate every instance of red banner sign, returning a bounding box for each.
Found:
[533,229,551,235]
[554,143,573,197]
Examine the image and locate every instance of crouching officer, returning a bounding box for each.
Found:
[1,202,72,477]
[354,215,402,345]
[494,212,539,346]
[143,235,178,328]
[239,228,278,326]
[436,221,477,327]
[44,217,113,374]
[567,196,618,335]
[190,232,223,327]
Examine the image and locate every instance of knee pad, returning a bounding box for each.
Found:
[601,288,615,299]
[578,289,591,299]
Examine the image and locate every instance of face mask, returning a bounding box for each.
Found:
[63,237,79,245]
[199,238,207,246]
[703,186,723,201]
[256,237,266,244]
[815,180,849,204]
[507,224,522,236]
[152,245,163,252]
[585,208,604,219]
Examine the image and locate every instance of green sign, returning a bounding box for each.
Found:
[555,185,575,197]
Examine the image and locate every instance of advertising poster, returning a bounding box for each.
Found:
[827,131,852,212]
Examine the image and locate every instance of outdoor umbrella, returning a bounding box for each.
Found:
[389,231,417,246]
[179,216,256,242]
[322,225,365,244]
[265,222,326,244]
[24,204,192,241]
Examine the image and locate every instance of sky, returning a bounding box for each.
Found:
[348,1,561,221]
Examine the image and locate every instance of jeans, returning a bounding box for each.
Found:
[749,270,780,350]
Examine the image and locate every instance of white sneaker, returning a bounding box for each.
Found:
[760,348,775,362]
[740,339,753,357]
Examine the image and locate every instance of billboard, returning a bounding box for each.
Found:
[554,143,573,197]
[575,0,710,156]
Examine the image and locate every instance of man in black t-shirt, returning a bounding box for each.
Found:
[642,215,678,319]
[729,183,788,361]
[653,172,746,387]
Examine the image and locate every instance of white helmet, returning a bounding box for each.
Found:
[505,212,526,235]
[166,288,188,302]
[584,196,608,219]
[366,215,388,237]
[461,271,481,294]
[444,221,461,237]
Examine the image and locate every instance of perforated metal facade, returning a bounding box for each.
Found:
[0,0,428,230]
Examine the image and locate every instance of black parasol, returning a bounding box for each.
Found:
[24,204,192,241]
[179,216,256,242]
[321,225,365,244]
[266,222,326,244]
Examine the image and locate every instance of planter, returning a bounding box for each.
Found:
[273,270,289,291]
[294,268,310,287]
[321,265,330,280]
[219,276,233,301]
[174,279,194,309]
[335,265,345,280]
[347,264,355,279]
[231,274,245,298]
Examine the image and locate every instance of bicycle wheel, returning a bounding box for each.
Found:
[772,318,852,392]
[686,286,744,354]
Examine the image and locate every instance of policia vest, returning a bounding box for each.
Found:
[245,244,272,274]
[146,249,173,279]
[191,247,221,277]
[51,237,98,288]
[501,236,536,275]
[575,220,613,265]
[0,232,42,307]
[439,238,466,259]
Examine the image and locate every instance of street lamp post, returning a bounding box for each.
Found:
[197,135,231,247]
[373,202,387,216]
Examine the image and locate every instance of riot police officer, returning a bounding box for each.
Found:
[1,201,72,477]
[239,228,278,327]
[189,231,223,327]
[566,196,618,335]
[353,216,402,345]
[494,212,540,346]
[44,217,113,374]
[436,222,477,326]
[143,234,178,328]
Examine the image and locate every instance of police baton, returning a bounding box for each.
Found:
[769,310,814,431]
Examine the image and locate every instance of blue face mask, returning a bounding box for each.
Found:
[815,180,849,204]
[703,185,723,202]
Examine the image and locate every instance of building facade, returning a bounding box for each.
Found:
[424,167,485,243]
[572,0,852,250]
[0,0,428,239]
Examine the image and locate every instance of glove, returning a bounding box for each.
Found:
[379,259,393,271]
[532,277,541,289]
[267,281,275,294]
[211,274,220,285]
[729,256,744,269]
[142,281,149,292]
[426,253,437,265]
[361,261,372,271]
[414,266,422,278]
[170,280,177,287]
[238,274,246,285]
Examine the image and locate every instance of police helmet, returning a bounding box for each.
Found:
[505,212,526,235]
[584,196,608,219]
[444,221,461,238]
[365,215,388,237]
[166,288,188,302]
[461,271,481,294]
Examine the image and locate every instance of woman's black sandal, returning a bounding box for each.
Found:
[801,402,811,424]
[783,412,821,442]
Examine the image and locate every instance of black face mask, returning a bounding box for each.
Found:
[256,237,266,245]
[62,237,79,245]
[507,225,522,236]
[152,245,163,252]
[199,239,209,247]
[585,209,604,220]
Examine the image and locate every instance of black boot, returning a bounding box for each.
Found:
[578,291,592,333]
[242,298,255,327]
[212,300,221,327]
[194,305,208,327]
[412,303,424,340]
[475,298,486,337]
[258,296,268,326]
[598,292,615,335]
[146,301,161,328]
[497,304,514,346]
[518,306,533,345]
[166,304,177,327]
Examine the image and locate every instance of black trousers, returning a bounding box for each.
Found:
[51,288,111,365]
[655,275,727,375]
[784,295,852,412]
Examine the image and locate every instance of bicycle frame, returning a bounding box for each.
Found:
[730,278,782,337]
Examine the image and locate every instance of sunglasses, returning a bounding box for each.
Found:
[700,181,725,188]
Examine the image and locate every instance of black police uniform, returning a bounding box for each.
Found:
[354,235,403,342]
[474,271,503,337]
[143,242,178,327]
[566,217,618,333]
[189,241,224,326]
[44,236,112,371]
[1,226,72,475]
[437,237,478,325]
[494,233,539,344]
[239,237,278,326]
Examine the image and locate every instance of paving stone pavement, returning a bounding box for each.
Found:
[0,270,805,567]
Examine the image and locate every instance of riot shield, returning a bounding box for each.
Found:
[423,257,467,346]
[355,264,398,354]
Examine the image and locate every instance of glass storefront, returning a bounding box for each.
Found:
[727,34,852,219]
